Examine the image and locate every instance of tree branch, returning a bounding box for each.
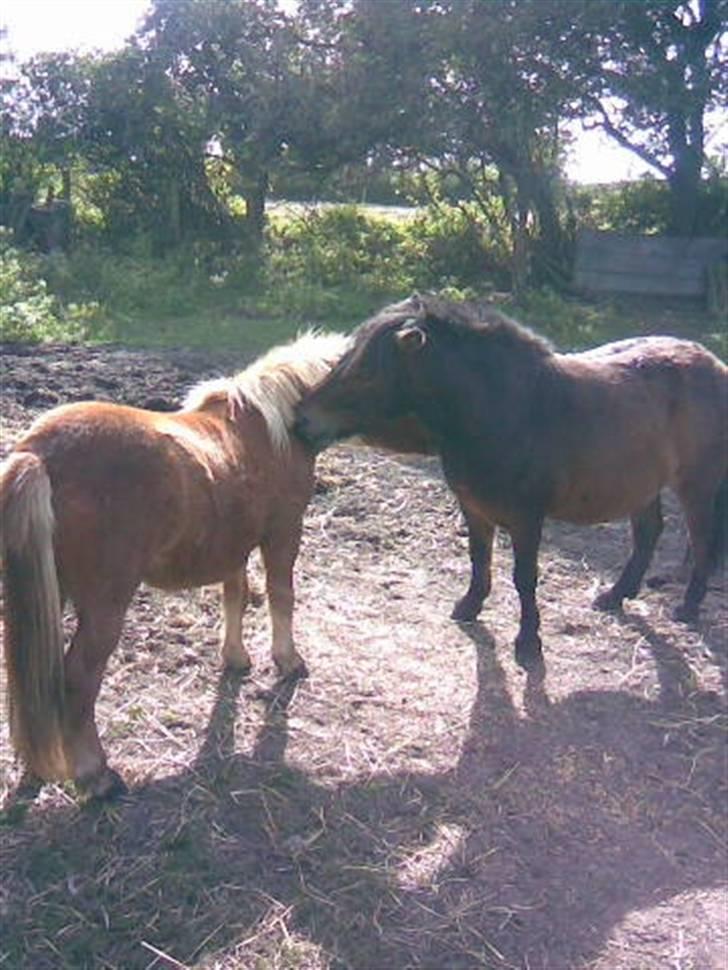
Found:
[590,99,671,178]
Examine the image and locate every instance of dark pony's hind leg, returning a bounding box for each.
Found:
[594,495,663,612]
[451,514,496,622]
[673,478,721,624]
[63,601,131,799]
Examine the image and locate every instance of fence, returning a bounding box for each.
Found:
[573,230,727,306]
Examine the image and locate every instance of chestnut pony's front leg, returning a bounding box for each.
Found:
[220,562,252,672]
[260,521,307,679]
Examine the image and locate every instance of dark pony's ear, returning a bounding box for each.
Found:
[395,320,427,353]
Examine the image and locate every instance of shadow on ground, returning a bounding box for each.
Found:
[2,619,725,969]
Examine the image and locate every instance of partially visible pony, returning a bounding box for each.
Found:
[0,331,349,798]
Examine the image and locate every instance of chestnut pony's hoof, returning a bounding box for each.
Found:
[274,651,308,681]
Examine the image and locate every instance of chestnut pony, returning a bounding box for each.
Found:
[1,331,349,798]
[297,295,728,669]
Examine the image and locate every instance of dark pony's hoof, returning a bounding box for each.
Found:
[515,633,544,672]
[78,767,129,802]
[673,603,699,625]
[593,589,624,612]
[451,597,483,622]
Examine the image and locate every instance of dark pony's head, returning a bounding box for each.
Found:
[295,294,551,450]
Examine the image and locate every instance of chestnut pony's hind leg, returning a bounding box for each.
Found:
[594,495,663,612]
[220,562,252,672]
[260,521,306,678]
[63,600,131,799]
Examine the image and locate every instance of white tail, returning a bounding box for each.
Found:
[0,451,67,779]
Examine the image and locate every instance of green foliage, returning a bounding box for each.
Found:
[0,233,97,341]
[574,176,728,236]
[45,243,212,318]
[267,206,407,288]
[262,203,500,322]
[405,205,509,291]
[514,288,607,350]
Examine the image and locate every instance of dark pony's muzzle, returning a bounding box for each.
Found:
[293,410,338,452]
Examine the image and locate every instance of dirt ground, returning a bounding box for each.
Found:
[0,339,726,970]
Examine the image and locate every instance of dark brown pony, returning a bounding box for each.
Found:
[297,295,728,669]
[0,331,349,798]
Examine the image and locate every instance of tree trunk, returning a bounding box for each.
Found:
[60,166,73,249]
[167,177,182,247]
[244,170,268,242]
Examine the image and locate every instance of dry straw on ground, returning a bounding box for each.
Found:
[0,342,726,970]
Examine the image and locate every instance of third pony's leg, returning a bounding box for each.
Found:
[220,561,252,672]
[260,521,306,678]
[451,514,496,621]
[594,495,663,612]
[63,602,129,799]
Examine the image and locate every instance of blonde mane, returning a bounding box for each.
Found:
[183,330,351,451]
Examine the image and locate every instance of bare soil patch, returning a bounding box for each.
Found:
[1,340,726,970]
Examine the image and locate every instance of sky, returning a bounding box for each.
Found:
[0,0,656,185]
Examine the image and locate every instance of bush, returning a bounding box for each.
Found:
[0,233,98,342]
[573,176,728,236]
[261,203,501,323]
[404,205,509,291]
[514,287,606,350]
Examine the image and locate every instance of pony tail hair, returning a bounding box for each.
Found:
[0,452,67,779]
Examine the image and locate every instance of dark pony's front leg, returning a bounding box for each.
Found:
[594,495,663,612]
[510,516,544,670]
[451,512,496,621]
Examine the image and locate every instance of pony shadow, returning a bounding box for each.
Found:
[616,609,727,703]
[2,638,726,970]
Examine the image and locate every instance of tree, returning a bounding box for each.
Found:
[382,0,580,290]
[140,0,308,240]
[80,45,223,250]
[0,50,94,248]
[578,0,727,235]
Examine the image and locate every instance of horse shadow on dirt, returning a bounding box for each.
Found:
[532,497,727,700]
[2,618,725,969]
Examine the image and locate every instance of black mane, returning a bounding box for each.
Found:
[368,294,553,360]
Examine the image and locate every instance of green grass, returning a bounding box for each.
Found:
[93,308,312,354]
[2,217,724,359]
